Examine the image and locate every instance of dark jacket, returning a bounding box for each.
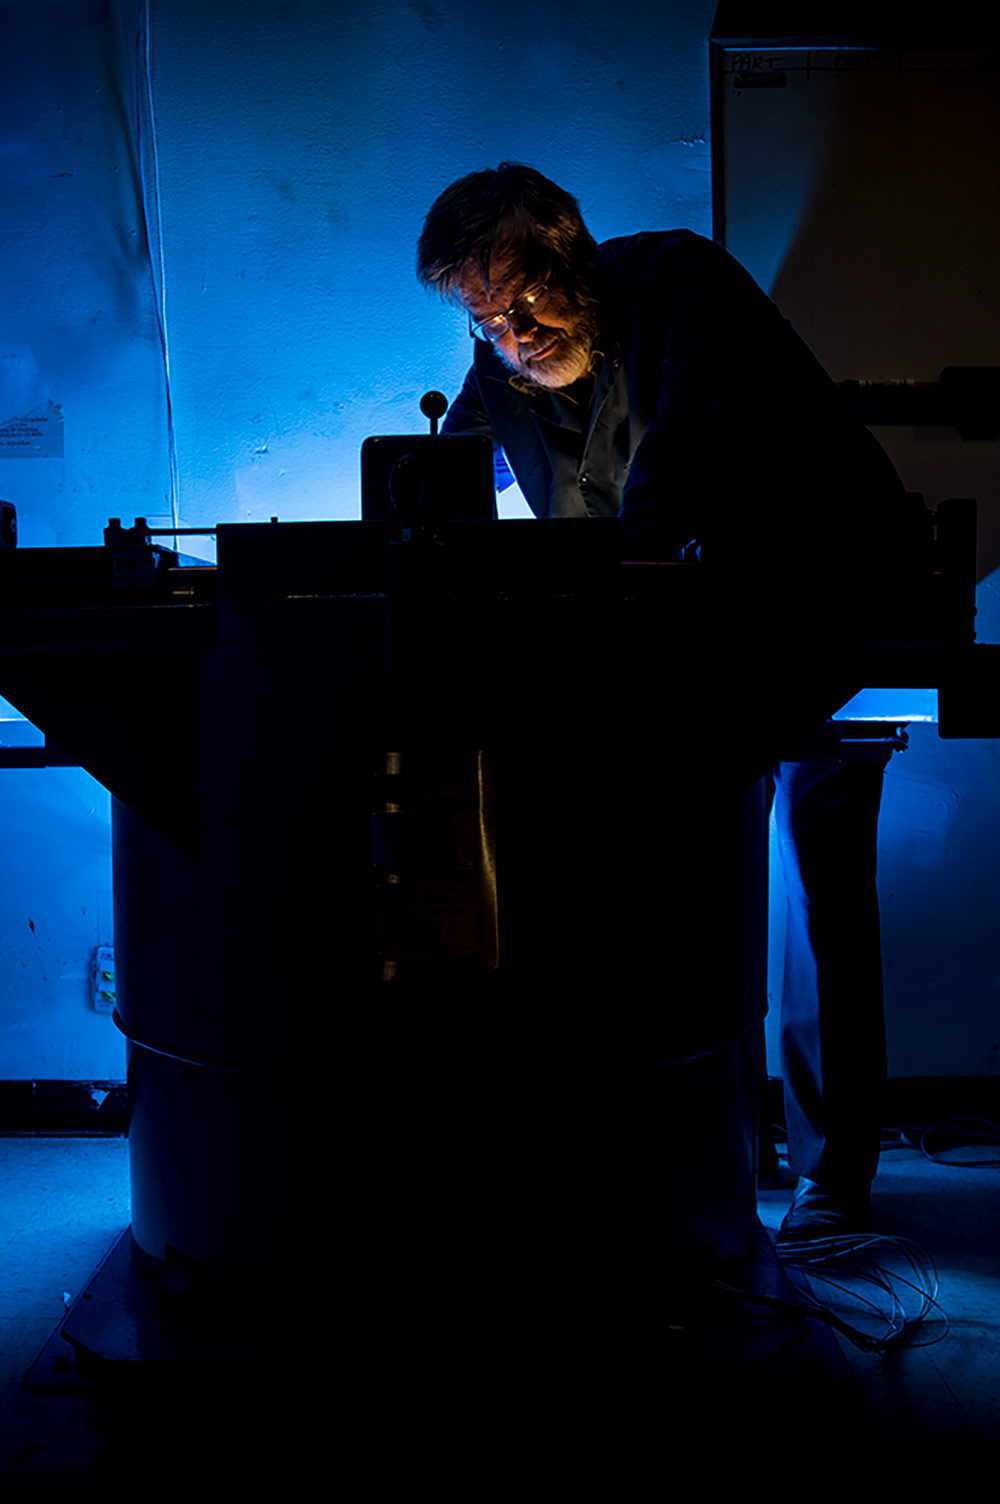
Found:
[442,231,921,628]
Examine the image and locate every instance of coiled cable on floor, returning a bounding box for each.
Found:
[771,1233,949,1354]
[709,1234,948,1356]
[903,1117,1000,1168]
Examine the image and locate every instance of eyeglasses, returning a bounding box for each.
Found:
[468,281,551,342]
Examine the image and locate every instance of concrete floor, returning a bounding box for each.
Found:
[0,1131,998,1496]
[758,1135,1000,1455]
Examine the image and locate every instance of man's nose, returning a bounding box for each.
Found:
[507,307,540,340]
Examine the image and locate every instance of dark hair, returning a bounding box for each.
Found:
[416,162,599,309]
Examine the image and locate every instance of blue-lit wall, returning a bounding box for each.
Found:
[1,0,997,1081]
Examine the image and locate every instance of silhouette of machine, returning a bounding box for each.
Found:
[1,402,992,1389]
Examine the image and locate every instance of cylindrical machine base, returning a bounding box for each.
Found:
[123,1019,760,1344]
[113,588,769,1345]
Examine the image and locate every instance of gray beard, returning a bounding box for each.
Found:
[497,309,600,391]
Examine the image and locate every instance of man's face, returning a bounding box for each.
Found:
[454,262,598,391]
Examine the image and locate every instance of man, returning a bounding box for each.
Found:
[416,162,921,1238]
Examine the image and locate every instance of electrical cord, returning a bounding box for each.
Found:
[758,1112,998,1355]
[776,1234,949,1353]
[715,1233,948,1356]
[902,1117,1000,1168]
[708,1274,892,1355]
[771,1117,1000,1167]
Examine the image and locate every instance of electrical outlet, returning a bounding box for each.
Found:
[93,946,116,1013]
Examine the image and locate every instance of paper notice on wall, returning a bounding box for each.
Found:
[0,402,64,457]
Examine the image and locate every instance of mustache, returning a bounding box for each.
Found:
[523,308,599,362]
[524,333,561,359]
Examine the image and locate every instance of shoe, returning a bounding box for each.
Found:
[777,1177,871,1242]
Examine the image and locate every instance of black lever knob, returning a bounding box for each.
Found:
[420,390,448,436]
